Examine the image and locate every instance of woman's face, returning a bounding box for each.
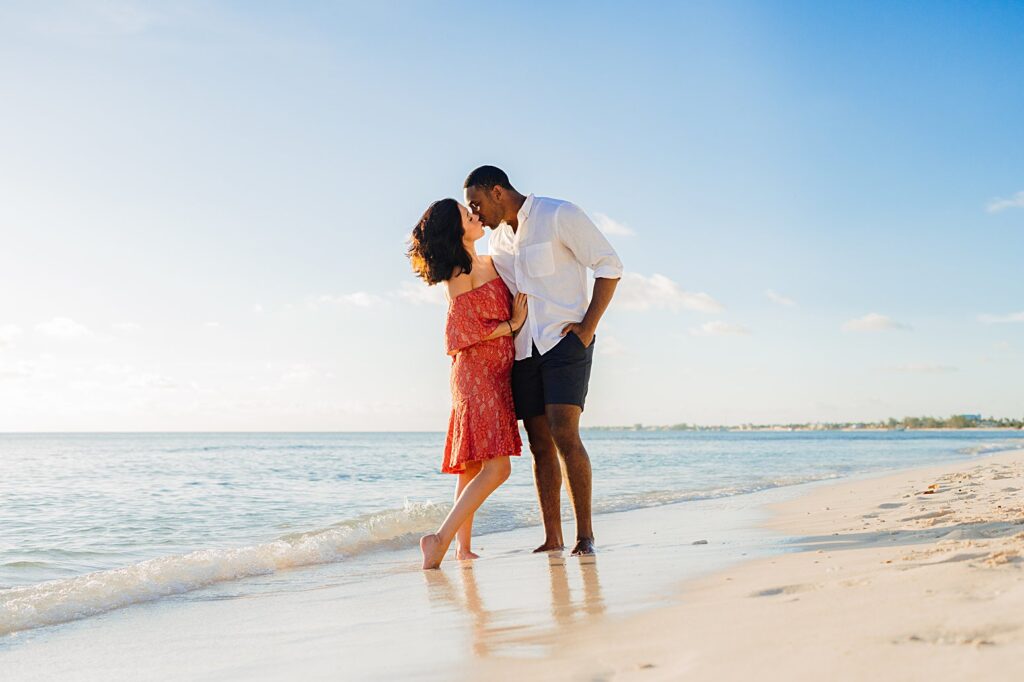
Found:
[459,203,485,243]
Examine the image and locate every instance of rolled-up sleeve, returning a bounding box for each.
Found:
[555,203,624,279]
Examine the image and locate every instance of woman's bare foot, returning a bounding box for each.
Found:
[455,549,480,560]
[532,541,565,553]
[420,533,446,569]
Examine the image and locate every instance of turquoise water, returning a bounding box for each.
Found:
[1,429,1022,635]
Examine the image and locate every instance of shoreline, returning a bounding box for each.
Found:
[4,445,1024,680]
[0,484,799,681]
[2,427,1022,434]
[471,448,1024,680]
[587,427,1024,433]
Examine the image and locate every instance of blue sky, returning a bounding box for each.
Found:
[0,1,1021,430]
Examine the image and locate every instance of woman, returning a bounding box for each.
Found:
[407,198,527,570]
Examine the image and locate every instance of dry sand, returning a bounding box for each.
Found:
[476,448,1024,681]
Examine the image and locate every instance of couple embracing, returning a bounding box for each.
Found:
[408,166,622,570]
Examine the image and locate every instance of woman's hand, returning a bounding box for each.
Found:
[510,293,528,332]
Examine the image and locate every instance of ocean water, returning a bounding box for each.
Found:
[1,429,1022,638]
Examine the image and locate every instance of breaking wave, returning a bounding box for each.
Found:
[0,502,447,636]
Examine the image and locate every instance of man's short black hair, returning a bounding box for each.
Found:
[463,165,514,191]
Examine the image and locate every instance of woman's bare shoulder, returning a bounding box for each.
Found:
[444,270,474,299]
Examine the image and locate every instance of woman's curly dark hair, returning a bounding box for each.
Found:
[407,198,472,285]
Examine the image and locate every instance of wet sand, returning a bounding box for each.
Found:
[477,448,1024,681]
[0,484,797,681]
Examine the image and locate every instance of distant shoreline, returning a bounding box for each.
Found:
[587,425,1024,433]
[590,414,1024,432]
[585,425,1024,430]
[0,427,1022,435]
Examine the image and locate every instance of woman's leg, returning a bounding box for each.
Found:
[421,457,511,569]
[454,461,482,559]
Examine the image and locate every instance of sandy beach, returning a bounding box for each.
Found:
[478,448,1024,681]
[4,445,1024,681]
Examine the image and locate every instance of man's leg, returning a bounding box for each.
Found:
[545,403,594,555]
[523,414,564,552]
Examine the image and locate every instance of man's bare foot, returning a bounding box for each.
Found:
[571,538,596,556]
[455,549,480,560]
[420,533,445,569]
[532,541,565,553]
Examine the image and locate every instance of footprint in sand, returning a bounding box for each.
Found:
[750,583,817,598]
[900,632,995,646]
[983,550,1021,566]
[925,552,989,565]
[900,509,953,522]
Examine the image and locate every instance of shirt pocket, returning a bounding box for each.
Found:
[520,241,556,278]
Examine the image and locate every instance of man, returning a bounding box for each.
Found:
[464,165,622,556]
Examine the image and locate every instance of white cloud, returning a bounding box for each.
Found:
[316,292,385,308]
[282,364,314,382]
[841,313,910,333]
[986,191,1024,213]
[597,335,627,356]
[204,321,221,328]
[112,322,141,332]
[616,273,723,313]
[394,281,447,306]
[125,373,179,390]
[890,364,958,374]
[0,324,23,349]
[765,290,797,307]
[33,1,167,37]
[592,212,635,237]
[981,340,1018,364]
[251,303,264,314]
[36,317,93,339]
[689,321,752,337]
[978,311,1024,324]
[94,363,135,375]
[307,284,445,311]
[0,360,33,380]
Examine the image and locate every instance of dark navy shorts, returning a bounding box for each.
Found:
[511,333,595,419]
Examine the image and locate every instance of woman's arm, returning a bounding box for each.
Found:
[480,293,528,341]
[446,292,528,356]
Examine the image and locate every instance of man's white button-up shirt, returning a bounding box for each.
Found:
[488,194,624,361]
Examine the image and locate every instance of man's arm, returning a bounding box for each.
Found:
[555,203,623,347]
[562,277,618,347]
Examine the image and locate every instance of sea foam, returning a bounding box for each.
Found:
[958,441,1024,456]
[0,501,447,636]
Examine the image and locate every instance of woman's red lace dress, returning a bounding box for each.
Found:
[442,276,522,473]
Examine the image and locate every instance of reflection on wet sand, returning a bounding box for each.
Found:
[424,554,605,658]
[424,566,494,656]
[547,554,605,625]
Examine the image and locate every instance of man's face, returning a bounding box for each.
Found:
[464,185,503,229]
